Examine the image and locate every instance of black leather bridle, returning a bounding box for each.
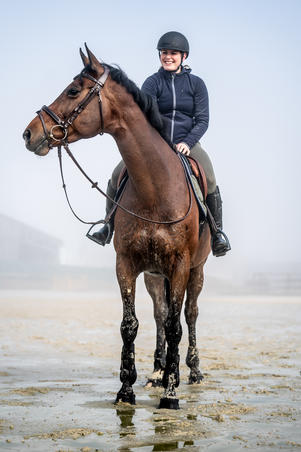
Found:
[36,66,110,147]
[35,64,193,228]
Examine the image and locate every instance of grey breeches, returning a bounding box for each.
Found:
[189,142,216,194]
[110,142,216,195]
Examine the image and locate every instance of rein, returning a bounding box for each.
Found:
[58,143,193,226]
[37,66,193,227]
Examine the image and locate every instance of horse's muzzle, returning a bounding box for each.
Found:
[22,127,50,156]
[23,128,31,145]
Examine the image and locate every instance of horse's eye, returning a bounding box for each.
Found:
[67,87,80,97]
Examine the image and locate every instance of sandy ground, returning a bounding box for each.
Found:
[0,290,300,452]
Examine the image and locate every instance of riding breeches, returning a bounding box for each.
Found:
[110,142,217,195]
[189,142,216,194]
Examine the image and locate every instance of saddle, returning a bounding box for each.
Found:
[179,154,208,221]
[107,155,208,226]
[187,157,208,198]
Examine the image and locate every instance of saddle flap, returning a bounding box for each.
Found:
[187,156,208,199]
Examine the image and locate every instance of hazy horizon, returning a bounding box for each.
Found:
[1,0,300,283]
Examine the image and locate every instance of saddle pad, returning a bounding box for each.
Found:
[187,156,208,199]
[190,174,207,217]
[179,154,207,219]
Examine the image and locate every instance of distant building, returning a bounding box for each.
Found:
[0,213,62,270]
[0,214,116,291]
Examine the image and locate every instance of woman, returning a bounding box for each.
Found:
[91,31,230,257]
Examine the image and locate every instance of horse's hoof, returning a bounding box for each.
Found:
[115,390,136,405]
[159,397,179,410]
[188,372,204,385]
[145,369,164,388]
[145,378,163,388]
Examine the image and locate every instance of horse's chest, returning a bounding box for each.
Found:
[117,226,184,269]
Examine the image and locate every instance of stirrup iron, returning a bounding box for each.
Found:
[86,221,106,245]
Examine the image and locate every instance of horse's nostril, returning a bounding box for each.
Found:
[23,129,31,142]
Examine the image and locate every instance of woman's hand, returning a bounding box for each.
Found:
[176,142,190,155]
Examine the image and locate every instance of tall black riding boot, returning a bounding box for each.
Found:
[206,186,231,257]
[89,180,116,246]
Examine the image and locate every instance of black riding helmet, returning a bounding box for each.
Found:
[157,31,190,56]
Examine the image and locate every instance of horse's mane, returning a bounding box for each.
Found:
[105,64,172,146]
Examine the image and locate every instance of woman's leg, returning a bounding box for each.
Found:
[88,160,125,246]
[111,160,126,191]
[189,142,216,194]
[190,142,230,257]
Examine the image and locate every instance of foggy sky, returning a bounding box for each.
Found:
[1,0,301,279]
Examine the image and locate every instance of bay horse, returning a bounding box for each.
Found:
[23,45,211,409]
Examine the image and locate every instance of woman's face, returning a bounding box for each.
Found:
[160,49,186,72]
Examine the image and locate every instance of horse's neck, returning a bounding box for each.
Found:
[114,111,178,205]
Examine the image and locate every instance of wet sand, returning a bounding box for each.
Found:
[0,290,300,451]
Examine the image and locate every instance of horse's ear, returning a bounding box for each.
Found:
[84,43,100,72]
[80,47,89,68]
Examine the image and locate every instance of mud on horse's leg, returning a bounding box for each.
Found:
[185,264,206,384]
[159,309,181,409]
[159,268,188,410]
[144,273,167,387]
[115,262,139,405]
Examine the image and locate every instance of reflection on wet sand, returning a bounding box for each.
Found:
[116,405,197,450]
[116,406,136,437]
[0,292,300,451]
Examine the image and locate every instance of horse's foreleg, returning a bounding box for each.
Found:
[115,260,139,405]
[159,264,189,410]
[185,263,205,384]
[144,273,167,387]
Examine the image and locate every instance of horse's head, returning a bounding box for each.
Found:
[23,45,112,156]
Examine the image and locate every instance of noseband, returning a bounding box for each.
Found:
[37,66,110,147]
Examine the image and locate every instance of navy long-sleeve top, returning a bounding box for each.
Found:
[141,66,209,149]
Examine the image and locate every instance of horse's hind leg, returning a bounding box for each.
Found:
[144,272,168,387]
[184,262,206,384]
[115,259,139,405]
[159,262,189,410]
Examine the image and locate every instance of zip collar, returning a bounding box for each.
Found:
[159,65,192,79]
